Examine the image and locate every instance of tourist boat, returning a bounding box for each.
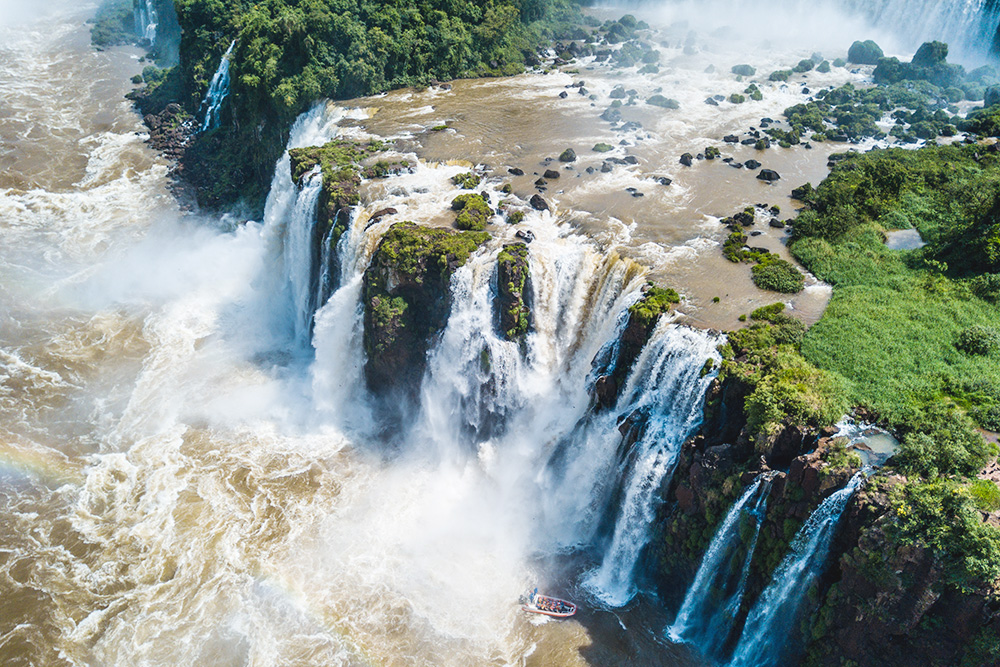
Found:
[520,589,577,618]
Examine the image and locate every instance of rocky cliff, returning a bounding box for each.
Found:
[362,222,489,400]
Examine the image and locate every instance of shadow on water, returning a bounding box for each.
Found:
[527,551,709,667]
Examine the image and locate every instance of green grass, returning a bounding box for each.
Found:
[789,144,1000,477]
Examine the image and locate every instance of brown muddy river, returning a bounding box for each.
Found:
[0,1,941,666]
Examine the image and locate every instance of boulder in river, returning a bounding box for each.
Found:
[744,159,762,170]
[543,169,561,179]
[847,39,884,65]
[530,194,549,211]
[680,153,694,167]
[757,169,781,182]
[559,148,577,162]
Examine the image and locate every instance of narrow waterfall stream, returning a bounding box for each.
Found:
[728,473,868,667]
[668,474,774,659]
[200,41,235,132]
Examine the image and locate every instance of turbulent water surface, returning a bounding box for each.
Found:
[0,1,981,666]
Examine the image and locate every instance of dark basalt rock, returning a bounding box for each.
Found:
[724,134,740,143]
[601,107,623,123]
[369,207,397,225]
[529,194,549,211]
[508,167,525,176]
[543,169,561,180]
[744,159,762,169]
[769,217,786,228]
[757,168,781,181]
[680,153,694,167]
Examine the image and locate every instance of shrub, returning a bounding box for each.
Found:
[769,70,793,82]
[752,257,805,293]
[451,194,492,231]
[648,94,679,109]
[794,59,815,73]
[729,93,746,104]
[452,172,481,189]
[848,40,884,65]
[889,480,1000,589]
[957,325,1000,356]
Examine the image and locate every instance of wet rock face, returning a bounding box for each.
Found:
[592,286,679,410]
[495,243,532,343]
[362,222,489,397]
[803,479,999,667]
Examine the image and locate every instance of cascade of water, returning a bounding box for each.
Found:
[583,323,721,607]
[134,0,158,44]
[728,472,868,667]
[253,103,352,344]
[200,41,235,132]
[284,169,323,343]
[844,0,1000,62]
[668,474,774,660]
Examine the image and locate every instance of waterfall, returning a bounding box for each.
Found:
[728,472,867,667]
[667,474,774,660]
[844,0,1000,62]
[583,324,721,607]
[200,41,235,133]
[134,0,158,44]
[255,103,349,345]
[284,169,323,343]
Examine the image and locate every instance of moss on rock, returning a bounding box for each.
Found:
[363,222,490,396]
[496,243,532,342]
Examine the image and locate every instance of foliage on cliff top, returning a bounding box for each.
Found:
[90,0,136,48]
[374,221,489,279]
[628,286,679,329]
[788,144,1000,478]
[173,0,587,209]
[723,318,850,441]
[889,479,1000,589]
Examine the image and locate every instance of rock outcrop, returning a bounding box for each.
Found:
[362,222,489,397]
[495,243,532,343]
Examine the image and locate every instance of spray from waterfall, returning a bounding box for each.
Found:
[667,474,774,660]
[200,41,235,132]
[583,323,721,607]
[728,472,868,667]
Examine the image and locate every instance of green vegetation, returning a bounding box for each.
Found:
[751,255,805,293]
[593,142,614,153]
[721,317,848,442]
[729,93,746,104]
[890,480,1000,589]
[788,146,1000,468]
[170,0,588,209]
[374,221,489,277]
[451,193,493,230]
[452,172,482,189]
[847,39,884,65]
[731,64,756,77]
[90,0,136,48]
[628,286,680,329]
[647,94,680,109]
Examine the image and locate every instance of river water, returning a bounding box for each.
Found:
[0,1,951,666]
